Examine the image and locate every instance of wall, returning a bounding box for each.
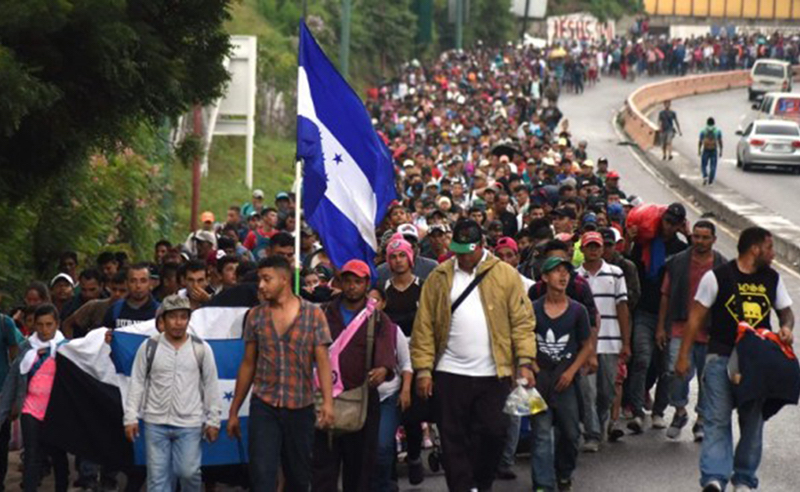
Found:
[644,0,800,19]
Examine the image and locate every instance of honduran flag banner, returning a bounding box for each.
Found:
[43,284,258,469]
[296,19,396,273]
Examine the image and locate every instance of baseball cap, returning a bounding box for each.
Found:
[201,211,215,223]
[193,230,216,244]
[581,159,595,168]
[600,228,617,245]
[606,171,620,180]
[253,189,265,199]
[50,273,75,288]
[341,259,371,279]
[160,294,191,317]
[428,223,451,235]
[276,192,290,201]
[396,223,419,242]
[403,159,415,168]
[581,231,604,247]
[597,157,609,164]
[495,237,518,254]
[479,159,491,168]
[541,256,573,274]
[450,219,483,254]
[664,202,687,224]
[542,156,556,167]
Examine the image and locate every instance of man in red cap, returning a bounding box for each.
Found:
[576,231,631,452]
[313,259,397,492]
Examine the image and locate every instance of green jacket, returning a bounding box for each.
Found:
[410,252,536,379]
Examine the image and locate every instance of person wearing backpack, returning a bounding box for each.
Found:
[123,294,222,492]
[698,117,723,186]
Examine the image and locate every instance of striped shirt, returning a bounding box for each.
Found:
[577,261,628,354]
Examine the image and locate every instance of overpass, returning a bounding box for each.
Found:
[644,0,800,22]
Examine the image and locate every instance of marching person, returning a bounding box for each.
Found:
[123,295,222,492]
[411,219,536,492]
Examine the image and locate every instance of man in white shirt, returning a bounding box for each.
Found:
[575,232,631,452]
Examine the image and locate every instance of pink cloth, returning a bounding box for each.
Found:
[386,236,415,266]
[22,357,57,421]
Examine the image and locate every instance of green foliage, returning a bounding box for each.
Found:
[549,0,643,22]
[175,135,205,168]
[432,0,515,50]
[0,0,233,200]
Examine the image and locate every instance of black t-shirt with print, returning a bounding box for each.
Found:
[533,298,591,364]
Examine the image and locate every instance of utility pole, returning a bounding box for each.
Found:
[189,105,203,233]
[455,0,463,50]
[520,0,531,42]
[340,0,351,78]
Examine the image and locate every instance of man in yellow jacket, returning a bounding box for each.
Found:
[411,218,536,492]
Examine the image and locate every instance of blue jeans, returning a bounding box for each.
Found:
[700,354,764,489]
[500,415,522,468]
[667,338,707,416]
[248,398,315,492]
[144,423,202,492]
[578,353,618,442]
[629,310,658,418]
[531,383,581,491]
[701,150,719,183]
[371,393,400,492]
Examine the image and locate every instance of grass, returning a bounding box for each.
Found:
[170,134,296,241]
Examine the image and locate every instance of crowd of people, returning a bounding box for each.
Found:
[0,28,797,492]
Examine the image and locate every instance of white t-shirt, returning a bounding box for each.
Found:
[436,252,498,376]
[577,261,628,354]
[694,270,792,310]
[378,326,413,402]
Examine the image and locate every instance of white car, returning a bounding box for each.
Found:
[749,59,792,101]
[736,119,800,172]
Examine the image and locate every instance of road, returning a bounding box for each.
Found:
[396,75,800,491]
[651,88,800,228]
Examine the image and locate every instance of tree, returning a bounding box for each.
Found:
[0,0,232,200]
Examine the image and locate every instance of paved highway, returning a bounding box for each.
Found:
[397,75,800,492]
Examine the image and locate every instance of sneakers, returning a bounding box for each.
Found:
[496,466,517,480]
[608,420,625,442]
[666,411,689,439]
[580,440,600,453]
[627,416,644,434]
[652,414,667,429]
[702,480,723,492]
[702,177,709,186]
[692,421,705,442]
[408,458,424,485]
[558,478,574,491]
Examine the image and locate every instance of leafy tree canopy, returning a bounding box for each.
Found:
[0,0,232,199]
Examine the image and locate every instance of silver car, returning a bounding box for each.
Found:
[735,119,800,172]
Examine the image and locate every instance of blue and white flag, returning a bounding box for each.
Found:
[296,20,396,271]
[43,285,258,473]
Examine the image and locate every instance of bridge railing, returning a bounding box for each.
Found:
[620,67,800,149]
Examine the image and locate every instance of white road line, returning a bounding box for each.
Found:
[611,108,800,280]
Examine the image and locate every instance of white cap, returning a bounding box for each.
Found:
[253,189,265,199]
[50,273,75,288]
[396,223,419,240]
[403,159,415,168]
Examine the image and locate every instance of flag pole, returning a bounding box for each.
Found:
[294,159,303,295]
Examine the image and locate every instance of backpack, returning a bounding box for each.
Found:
[702,128,718,151]
[145,333,205,380]
[252,230,271,259]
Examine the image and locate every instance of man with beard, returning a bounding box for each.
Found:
[102,263,159,329]
[676,227,793,492]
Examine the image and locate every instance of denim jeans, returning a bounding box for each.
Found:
[629,310,658,418]
[499,415,522,468]
[701,150,719,184]
[371,393,400,492]
[579,353,618,442]
[144,423,202,492]
[531,383,581,491]
[666,338,707,416]
[249,398,315,492]
[700,354,764,489]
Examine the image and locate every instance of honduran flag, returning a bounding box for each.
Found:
[43,284,259,470]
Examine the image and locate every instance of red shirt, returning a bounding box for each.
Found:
[243,228,277,250]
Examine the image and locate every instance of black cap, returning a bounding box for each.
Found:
[450,219,484,254]
[664,203,687,224]
[600,228,616,244]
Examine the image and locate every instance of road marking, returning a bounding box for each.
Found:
[611,108,800,281]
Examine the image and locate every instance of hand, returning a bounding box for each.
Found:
[416,377,434,400]
[517,366,536,388]
[226,414,241,439]
[124,423,139,443]
[368,367,388,388]
[317,400,335,429]
[399,389,412,412]
[674,353,690,379]
[584,355,599,375]
[619,344,632,362]
[555,369,575,392]
[204,426,220,443]
[655,327,667,350]
[779,326,794,345]
[190,286,212,304]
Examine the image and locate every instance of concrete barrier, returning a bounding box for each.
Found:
[621,66,800,149]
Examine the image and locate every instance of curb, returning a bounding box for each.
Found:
[615,111,800,270]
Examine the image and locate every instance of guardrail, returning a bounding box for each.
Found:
[620,67,800,149]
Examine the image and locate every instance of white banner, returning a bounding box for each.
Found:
[547,13,615,43]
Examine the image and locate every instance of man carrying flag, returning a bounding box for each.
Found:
[296,20,396,273]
